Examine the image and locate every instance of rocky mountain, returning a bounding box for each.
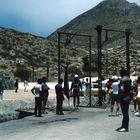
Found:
[1,0,140,81]
[0,28,58,81]
[48,0,140,78]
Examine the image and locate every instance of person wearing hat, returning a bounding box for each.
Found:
[70,74,82,109]
[109,75,120,116]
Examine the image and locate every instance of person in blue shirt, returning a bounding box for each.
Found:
[41,77,50,114]
[55,78,64,115]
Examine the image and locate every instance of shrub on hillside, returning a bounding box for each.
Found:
[14,67,31,81]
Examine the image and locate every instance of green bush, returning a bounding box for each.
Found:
[14,67,31,81]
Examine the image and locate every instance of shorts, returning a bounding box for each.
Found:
[111,94,119,102]
[73,91,79,97]
[102,90,106,94]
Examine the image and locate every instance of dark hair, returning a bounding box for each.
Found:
[120,68,128,77]
[37,79,42,84]
[42,77,47,83]
[86,78,88,82]
[74,77,79,83]
[137,76,140,84]
[58,78,63,84]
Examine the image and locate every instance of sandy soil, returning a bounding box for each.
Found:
[3,82,56,100]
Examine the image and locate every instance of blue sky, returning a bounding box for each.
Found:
[0,0,140,37]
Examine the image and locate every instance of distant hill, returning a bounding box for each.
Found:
[49,0,140,40]
[48,0,140,77]
[1,0,140,81]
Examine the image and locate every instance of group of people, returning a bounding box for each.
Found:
[31,74,83,116]
[14,79,29,93]
[55,74,84,114]
[107,69,132,132]
[106,68,140,132]
[107,74,140,118]
[31,77,50,117]
[81,68,137,132]
[1,67,140,133]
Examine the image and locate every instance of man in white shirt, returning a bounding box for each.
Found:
[31,79,43,117]
[109,76,120,116]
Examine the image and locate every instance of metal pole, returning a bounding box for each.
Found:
[57,32,61,82]
[105,30,108,41]
[46,60,49,81]
[96,25,102,106]
[125,29,131,76]
[32,66,35,82]
[89,35,92,107]
[64,64,69,99]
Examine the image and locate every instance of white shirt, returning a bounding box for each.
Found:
[33,84,42,97]
[112,81,120,95]
[102,81,107,92]
[137,86,140,97]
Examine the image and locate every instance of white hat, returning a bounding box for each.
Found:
[111,75,118,80]
[74,74,78,77]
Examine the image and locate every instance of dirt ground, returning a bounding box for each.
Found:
[3,89,56,100]
[3,82,56,100]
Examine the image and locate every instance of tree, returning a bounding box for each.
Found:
[82,55,98,76]
[82,56,90,74]
[14,67,31,81]
[68,65,83,80]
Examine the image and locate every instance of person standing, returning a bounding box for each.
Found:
[14,79,18,93]
[55,78,64,115]
[41,77,50,114]
[133,79,138,113]
[109,76,120,116]
[24,79,29,92]
[0,80,4,100]
[101,78,107,102]
[116,68,131,132]
[31,79,43,117]
[134,76,140,117]
[70,75,82,109]
[85,78,90,97]
[106,78,113,103]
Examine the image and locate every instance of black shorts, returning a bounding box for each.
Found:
[111,94,119,103]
